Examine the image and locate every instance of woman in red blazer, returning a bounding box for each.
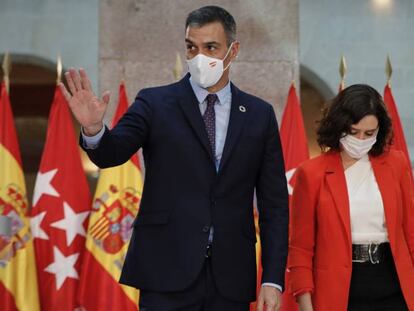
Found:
[288,84,414,311]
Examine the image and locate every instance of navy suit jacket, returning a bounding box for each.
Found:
[81,74,288,302]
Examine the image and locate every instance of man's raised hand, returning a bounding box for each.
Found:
[59,68,110,136]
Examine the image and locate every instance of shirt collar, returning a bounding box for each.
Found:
[189,76,231,105]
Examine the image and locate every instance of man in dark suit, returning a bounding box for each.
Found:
[61,5,288,311]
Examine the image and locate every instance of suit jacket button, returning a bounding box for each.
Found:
[203,226,210,233]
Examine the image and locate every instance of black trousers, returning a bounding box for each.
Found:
[348,243,409,311]
[138,258,250,311]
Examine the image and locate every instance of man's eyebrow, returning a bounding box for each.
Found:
[185,39,221,46]
[204,41,220,45]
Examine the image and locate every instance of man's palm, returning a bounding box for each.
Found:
[59,68,110,135]
[69,89,106,128]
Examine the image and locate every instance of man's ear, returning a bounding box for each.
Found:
[230,41,240,61]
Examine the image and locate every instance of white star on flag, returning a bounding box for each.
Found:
[286,168,296,195]
[32,169,60,206]
[50,201,89,246]
[44,246,79,290]
[30,211,49,240]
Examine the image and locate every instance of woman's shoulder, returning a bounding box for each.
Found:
[297,151,338,173]
[374,149,407,166]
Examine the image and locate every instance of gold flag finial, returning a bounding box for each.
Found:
[173,52,183,81]
[2,52,11,93]
[385,54,393,87]
[339,55,347,90]
[57,54,63,85]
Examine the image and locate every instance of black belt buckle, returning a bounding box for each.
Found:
[368,243,380,264]
[205,244,212,258]
[352,243,382,264]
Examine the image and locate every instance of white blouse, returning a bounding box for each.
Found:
[344,155,389,244]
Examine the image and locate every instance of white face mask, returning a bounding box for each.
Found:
[339,132,378,159]
[187,42,234,89]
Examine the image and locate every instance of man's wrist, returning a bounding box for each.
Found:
[83,123,103,136]
[261,282,282,293]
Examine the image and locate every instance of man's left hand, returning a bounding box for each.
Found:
[257,286,282,311]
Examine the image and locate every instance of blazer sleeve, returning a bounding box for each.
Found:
[398,151,414,263]
[287,163,317,295]
[255,104,289,288]
[80,89,153,168]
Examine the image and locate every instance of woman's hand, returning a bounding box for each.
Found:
[297,292,313,311]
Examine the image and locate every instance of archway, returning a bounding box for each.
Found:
[299,65,335,158]
[0,54,97,203]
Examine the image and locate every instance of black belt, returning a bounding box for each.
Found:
[352,242,390,264]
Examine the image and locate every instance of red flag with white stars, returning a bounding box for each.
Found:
[383,84,413,182]
[250,82,309,311]
[30,86,91,310]
[280,82,309,311]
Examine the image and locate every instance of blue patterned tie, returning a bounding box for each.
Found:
[203,94,218,156]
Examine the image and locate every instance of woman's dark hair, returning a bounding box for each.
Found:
[317,84,393,156]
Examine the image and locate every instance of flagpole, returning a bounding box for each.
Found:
[385,54,393,88]
[172,52,183,81]
[56,54,63,85]
[2,52,11,93]
[339,55,347,91]
[0,51,12,251]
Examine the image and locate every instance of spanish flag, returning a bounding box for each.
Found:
[78,82,143,310]
[0,81,40,310]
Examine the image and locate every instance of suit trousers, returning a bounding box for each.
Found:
[347,243,408,311]
[138,257,250,311]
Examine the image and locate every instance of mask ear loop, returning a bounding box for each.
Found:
[222,41,235,71]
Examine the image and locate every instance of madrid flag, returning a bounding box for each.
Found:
[280,82,310,193]
[78,82,143,310]
[250,82,309,310]
[31,86,90,310]
[0,81,40,311]
[383,84,413,182]
[280,82,309,311]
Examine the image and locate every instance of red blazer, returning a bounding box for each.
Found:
[288,150,414,311]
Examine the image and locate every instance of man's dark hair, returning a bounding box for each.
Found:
[186,6,236,46]
[317,84,393,156]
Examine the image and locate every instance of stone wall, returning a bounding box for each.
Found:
[99,0,299,124]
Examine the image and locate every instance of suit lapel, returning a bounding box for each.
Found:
[218,84,248,173]
[177,74,215,164]
[370,154,397,241]
[325,153,352,246]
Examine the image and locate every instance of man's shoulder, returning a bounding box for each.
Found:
[236,87,272,109]
[137,80,182,99]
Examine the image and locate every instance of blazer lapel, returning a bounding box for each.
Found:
[325,153,352,247]
[370,155,397,242]
[218,84,248,173]
[177,74,215,164]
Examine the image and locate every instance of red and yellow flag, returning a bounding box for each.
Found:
[0,81,40,310]
[78,82,143,310]
[31,86,91,310]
